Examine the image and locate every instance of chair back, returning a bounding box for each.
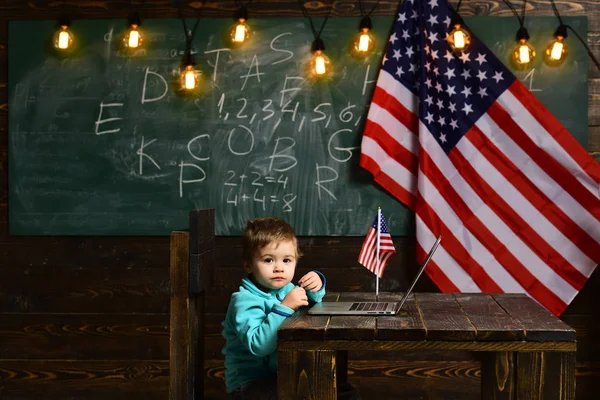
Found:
[170,209,215,400]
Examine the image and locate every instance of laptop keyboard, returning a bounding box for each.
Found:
[349,302,389,311]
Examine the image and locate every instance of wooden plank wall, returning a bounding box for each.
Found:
[0,1,598,399]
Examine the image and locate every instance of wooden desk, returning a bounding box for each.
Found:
[277,292,576,400]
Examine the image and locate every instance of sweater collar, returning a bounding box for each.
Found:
[241,275,286,299]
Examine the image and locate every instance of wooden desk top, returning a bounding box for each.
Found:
[278,293,576,349]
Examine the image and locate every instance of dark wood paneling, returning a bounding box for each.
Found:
[0,314,169,359]
[0,266,169,313]
[204,359,600,400]
[0,237,169,269]
[0,360,169,400]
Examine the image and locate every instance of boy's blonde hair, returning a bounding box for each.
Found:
[242,217,301,264]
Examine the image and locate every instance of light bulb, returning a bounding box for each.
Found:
[512,39,535,68]
[309,50,332,78]
[352,28,375,57]
[545,36,568,66]
[351,17,375,58]
[230,19,250,43]
[230,7,250,46]
[180,64,200,91]
[448,24,470,53]
[315,54,326,74]
[550,41,564,60]
[53,25,73,50]
[124,24,142,48]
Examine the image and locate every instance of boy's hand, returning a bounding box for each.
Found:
[281,287,309,310]
[298,271,323,292]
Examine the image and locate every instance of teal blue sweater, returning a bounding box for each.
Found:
[221,272,326,392]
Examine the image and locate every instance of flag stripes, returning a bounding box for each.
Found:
[358,211,396,278]
[360,0,600,315]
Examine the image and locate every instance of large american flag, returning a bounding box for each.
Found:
[360,0,600,315]
[358,210,397,278]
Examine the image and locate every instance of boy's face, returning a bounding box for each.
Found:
[245,239,297,291]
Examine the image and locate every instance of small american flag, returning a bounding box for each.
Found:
[358,210,397,278]
[360,0,600,315]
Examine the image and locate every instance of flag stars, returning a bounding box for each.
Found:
[436,98,444,109]
[460,69,471,80]
[492,71,504,83]
[382,54,388,65]
[402,29,410,40]
[439,132,448,143]
[397,12,407,23]
[449,102,457,113]
[433,66,440,76]
[476,70,487,81]
[411,10,418,19]
[409,63,418,73]
[425,95,434,105]
[444,15,451,27]
[462,103,473,115]
[478,86,488,98]
[435,82,443,93]
[425,111,435,124]
[449,119,459,129]
[425,78,432,88]
[446,85,457,96]
[393,49,402,61]
[459,52,470,63]
[389,32,398,44]
[475,53,488,65]
[444,50,454,62]
[431,50,439,60]
[429,0,439,9]
[438,115,446,126]
[444,68,456,79]
[406,46,415,57]
[425,61,431,72]
[461,86,472,98]
[396,66,404,78]
[427,14,439,26]
[428,31,439,44]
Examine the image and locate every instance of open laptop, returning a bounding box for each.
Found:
[308,235,442,315]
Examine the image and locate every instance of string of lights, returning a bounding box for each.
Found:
[48,0,600,90]
[178,3,203,91]
[447,0,471,53]
[547,0,600,70]
[123,0,146,50]
[230,0,254,45]
[503,0,536,68]
[351,0,382,58]
[52,0,74,52]
[297,0,334,79]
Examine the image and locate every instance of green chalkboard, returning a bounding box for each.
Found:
[8,16,587,236]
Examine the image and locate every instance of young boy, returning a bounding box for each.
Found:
[221,217,326,399]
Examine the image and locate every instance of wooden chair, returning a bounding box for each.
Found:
[169,209,215,400]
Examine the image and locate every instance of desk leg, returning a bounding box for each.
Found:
[481,351,515,400]
[515,352,576,400]
[336,350,348,387]
[278,349,336,400]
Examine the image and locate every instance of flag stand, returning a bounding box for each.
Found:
[375,207,381,301]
